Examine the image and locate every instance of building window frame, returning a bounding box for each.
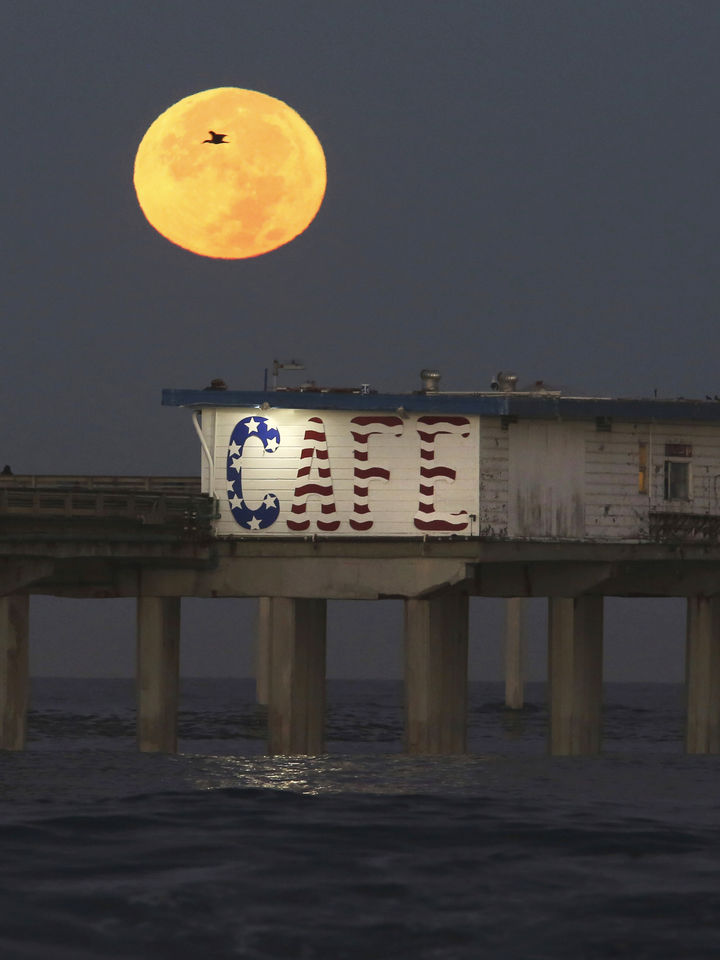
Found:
[663,443,692,502]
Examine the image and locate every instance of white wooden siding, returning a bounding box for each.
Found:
[585,421,646,540]
[508,421,585,538]
[477,417,508,536]
[586,421,720,539]
[207,408,480,537]
[199,408,720,541]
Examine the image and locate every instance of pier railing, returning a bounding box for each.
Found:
[648,511,720,544]
[3,476,719,545]
[0,476,213,538]
[0,475,200,493]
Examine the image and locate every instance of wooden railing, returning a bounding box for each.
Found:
[0,475,200,494]
[648,511,720,544]
[0,477,213,537]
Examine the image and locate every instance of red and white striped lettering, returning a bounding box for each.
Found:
[414,416,470,532]
[349,415,404,531]
[287,417,340,532]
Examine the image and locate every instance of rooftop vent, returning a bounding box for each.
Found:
[420,368,441,392]
[491,371,518,392]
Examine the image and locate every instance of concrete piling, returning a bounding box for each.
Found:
[255,597,273,707]
[136,597,180,753]
[256,597,272,706]
[0,595,29,750]
[404,592,469,754]
[504,597,527,709]
[685,596,720,754]
[267,598,327,755]
[548,596,604,755]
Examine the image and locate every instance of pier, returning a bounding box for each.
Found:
[3,380,720,756]
[2,478,720,755]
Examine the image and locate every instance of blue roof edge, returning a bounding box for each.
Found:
[161,389,720,421]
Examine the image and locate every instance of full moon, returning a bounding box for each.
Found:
[133,87,326,259]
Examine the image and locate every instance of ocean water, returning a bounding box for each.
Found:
[1,679,720,959]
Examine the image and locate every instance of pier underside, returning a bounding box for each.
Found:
[3,492,720,756]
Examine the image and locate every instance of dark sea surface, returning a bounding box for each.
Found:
[1,679,719,959]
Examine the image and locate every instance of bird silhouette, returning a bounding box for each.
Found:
[203,131,228,144]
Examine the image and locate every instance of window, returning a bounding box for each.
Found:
[664,461,690,500]
[663,443,692,501]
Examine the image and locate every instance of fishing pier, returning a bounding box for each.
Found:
[4,374,720,756]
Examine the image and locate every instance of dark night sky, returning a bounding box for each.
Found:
[3,1,717,679]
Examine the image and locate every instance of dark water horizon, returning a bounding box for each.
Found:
[1,679,719,959]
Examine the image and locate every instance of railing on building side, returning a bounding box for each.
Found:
[648,511,720,545]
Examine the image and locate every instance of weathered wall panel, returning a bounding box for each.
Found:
[586,420,720,540]
[585,421,646,540]
[508,422,585,538]
[477,417,508,537]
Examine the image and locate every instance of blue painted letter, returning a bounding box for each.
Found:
[226,416,281,530]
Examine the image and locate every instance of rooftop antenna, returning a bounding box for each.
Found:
[272,358,305,390]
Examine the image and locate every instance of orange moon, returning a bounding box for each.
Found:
[133,87,326,259]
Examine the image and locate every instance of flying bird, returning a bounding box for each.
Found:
[203,130,228,144]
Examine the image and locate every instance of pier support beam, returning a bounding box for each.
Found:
[0,595,29,750]
[256,597,272,706]
[685,596,720,754]
[404,593,469,755]
[136,597,180,753]
[267,598,326,756]
[504,597,527,709]
[548,596,603,756]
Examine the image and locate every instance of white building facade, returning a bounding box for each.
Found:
[164,388,720,545]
